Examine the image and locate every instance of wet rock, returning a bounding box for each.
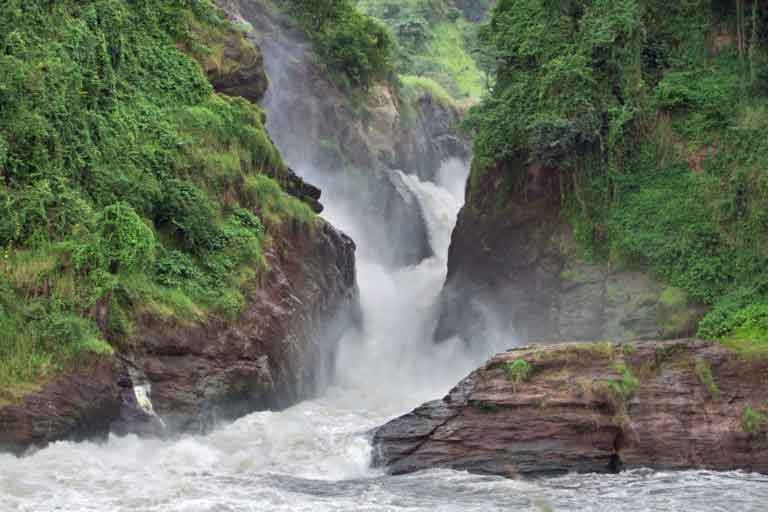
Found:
[373,339,768,478]
[395,95,471,182]
[283,167,323,213]
[0,221,357,449]
[0,356,121,455]
[436,160,706,344]
[127,221,357,433]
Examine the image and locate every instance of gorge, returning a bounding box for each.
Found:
[1,1,768,511]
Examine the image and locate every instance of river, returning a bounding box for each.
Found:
[2,158,767,511]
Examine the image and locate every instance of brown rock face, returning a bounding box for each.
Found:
[0,356,121,454]
[436,160,705,344]
[373,339,768,478]
[128,221,357,432]
[0,220,357,451]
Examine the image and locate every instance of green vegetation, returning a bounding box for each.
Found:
[694,358,721,400]
[742,405,767,434]
[504,358,533,389]
[398,75,460,109]
[280,0,393,89]
[466,0,768,351]
[0,0,311,399]
[601,363,639,425]
[606,364,640,403]
[357,0,487,99]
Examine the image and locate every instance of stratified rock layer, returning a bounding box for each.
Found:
[373,339,768,478]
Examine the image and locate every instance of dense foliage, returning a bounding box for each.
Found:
[467,0,768,353]
[0,0,313,398]
[280,0,394,89]
[357,0,488,99]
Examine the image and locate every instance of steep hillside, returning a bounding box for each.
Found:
[439,0,768,356]
[0,0,356,448]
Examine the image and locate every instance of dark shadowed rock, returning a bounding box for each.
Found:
[283,167,323,213]
[373,339,768,478]
[435,159,706,344]
[192,24,269,104]
[0,356,121,454]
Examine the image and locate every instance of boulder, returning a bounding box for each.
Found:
[373,339,768,478]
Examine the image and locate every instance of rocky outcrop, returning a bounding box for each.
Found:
[191,23,269,104]
[394,94,470,183]
[0,220,357,451]
[282,167,323,213]
[373,338,768,478]
[436,160,705,344]
[125,220,357,432]
[0,17,359,450]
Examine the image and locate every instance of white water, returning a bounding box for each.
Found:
[2,160,767,511]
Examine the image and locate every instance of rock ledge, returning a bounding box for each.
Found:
[373,339,768,478]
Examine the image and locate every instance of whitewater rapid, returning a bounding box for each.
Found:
[2,160,768,511]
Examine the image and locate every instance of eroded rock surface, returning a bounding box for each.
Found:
[128,221,357,432]
[0,356,121,454]
[373,339,768,478]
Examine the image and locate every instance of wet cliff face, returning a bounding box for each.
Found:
[125,220,357,433]
[373,338,768,478]
[0,220,357,452]
[436,161,705,345]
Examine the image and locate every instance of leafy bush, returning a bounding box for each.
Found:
[504,358,532,390]
[742,405,767,434]
[466,0,768,351]
[357,0,485,98]
[97,204,156,274]
[694,359,721,400]
[281,0,393,89]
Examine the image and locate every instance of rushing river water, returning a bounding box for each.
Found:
[2,8,768,507]
[2,160,767,512]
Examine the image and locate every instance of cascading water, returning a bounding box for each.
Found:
[2,7,768,511]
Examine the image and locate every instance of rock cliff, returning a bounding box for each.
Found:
[436,160,705,344]
[373,339,768,478]
[0,220,357,452]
